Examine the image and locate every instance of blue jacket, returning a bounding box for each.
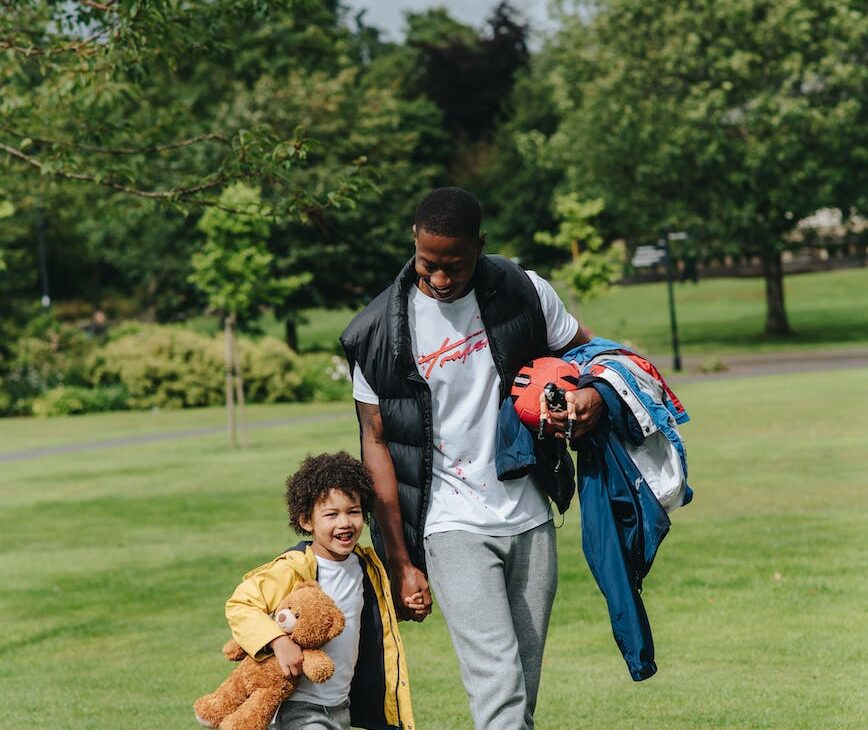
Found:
[495,339,694,680]
[576,379,670,680]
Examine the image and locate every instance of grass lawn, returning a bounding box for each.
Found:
[293,268,868,357]
[1,368,866,728]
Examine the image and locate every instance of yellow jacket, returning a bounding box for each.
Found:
[226,542,414,730]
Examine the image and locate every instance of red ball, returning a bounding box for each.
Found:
[510,357,580,433]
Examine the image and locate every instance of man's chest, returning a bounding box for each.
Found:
[409,296,498,388]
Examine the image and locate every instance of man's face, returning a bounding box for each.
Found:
[414,226,484,303]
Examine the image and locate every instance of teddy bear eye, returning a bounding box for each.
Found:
[294,611,300,618]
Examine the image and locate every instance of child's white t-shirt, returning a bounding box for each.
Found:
[352,270,578,537]
[288,553,363,706]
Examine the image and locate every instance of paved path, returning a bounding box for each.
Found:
[662,346,868,383]
[0,412,350,463]
[3,348,866,463]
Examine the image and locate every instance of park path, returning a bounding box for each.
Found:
[663,345,868,383]
[0,412,350,463]
[2,347,866,463]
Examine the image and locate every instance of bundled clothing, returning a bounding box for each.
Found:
[496,338,693,680]
[226,542,414,730]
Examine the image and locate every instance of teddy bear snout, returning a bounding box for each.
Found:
[275,609,297,632]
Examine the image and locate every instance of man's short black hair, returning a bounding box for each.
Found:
[285,451,376,536]
[415,187,482,239]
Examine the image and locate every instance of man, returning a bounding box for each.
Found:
[341,187,603,729]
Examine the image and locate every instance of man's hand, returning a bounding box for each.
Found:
[540,387,605,442]
[270,635,303,678]
[393,563,432,622]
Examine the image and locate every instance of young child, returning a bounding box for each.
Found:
[225,451,415,730]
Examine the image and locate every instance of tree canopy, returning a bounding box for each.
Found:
[541,0,868,333]
[1,0,865,356]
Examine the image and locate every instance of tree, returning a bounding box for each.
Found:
[0,1,364,213]
[0,2,451,342]
[544,0,868,334]
[535,194,622,313]
[188,183,309,448]
[0,1,371,336]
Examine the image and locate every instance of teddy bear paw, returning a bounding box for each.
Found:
[194,713,218,728]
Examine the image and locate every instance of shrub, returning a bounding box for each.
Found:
[31,385,129,417]
[89,325,227,409]
[88,324,303,410]
[1,320,335,417]
[1,322,94,415]
[296,353,353,402]
[238,336,304,403]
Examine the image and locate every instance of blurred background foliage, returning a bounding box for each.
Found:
[1,0,866,415]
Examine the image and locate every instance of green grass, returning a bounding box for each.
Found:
[1,369,866,728]
[576,267,868,356]
[287,268,868,356]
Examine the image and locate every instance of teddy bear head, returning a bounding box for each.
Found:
[273,581,345,649]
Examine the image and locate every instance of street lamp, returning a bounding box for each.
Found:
[660,230,687,372]
[37,200,51,308]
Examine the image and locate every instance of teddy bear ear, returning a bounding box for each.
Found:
[298,580,320,590]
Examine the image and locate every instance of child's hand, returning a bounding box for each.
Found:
[403,591,431,620]
[270,635,303,678]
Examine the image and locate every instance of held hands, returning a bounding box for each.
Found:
[270,634,304,678]
[539,387,604,443]
[393,563,432,622]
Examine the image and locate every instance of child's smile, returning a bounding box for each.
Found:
[300,487,364,561]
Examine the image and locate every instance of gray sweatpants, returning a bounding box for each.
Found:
[270,699,350,730]
[424,521,558,730]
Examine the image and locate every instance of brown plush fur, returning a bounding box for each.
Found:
[194,581,345,730]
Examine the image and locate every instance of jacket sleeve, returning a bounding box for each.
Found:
[225,557,300,660]
[495,398,537,480]
[582,375,644,446]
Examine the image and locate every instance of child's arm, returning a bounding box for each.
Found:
[225,558,299,661]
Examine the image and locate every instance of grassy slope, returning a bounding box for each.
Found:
[1,369,866,728]
[294,268,868,357]
[576,267,868,356]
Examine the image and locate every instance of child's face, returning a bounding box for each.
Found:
[299,488,364,561]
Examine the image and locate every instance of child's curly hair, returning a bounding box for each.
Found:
[285,451,377,536]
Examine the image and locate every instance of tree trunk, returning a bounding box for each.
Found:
[285,317,299,352]
[761,249,791,335]
[224,313,237,449]
[231,324,249,448]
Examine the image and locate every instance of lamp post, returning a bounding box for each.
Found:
[660,230,686,372]
[36,200,50,308]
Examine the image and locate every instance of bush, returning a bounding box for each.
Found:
[1,319,342,417]
[88,324,304,410]
[89,326,225,409]
[238,336,304,403]
[0,321,95,415]
[296,353,353,402]
[31,385,129,417]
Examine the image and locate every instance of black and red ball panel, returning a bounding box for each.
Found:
[510,357,580,432]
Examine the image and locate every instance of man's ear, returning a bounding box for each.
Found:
[479,230,487,249]
[299,514,313,534]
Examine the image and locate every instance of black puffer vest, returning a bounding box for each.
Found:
[341,254,553,571]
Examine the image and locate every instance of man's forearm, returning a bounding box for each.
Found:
[365,443,414,568]
[357,402,414,569]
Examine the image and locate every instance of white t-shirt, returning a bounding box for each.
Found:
[353,270,578,538]
[288,553,363,706]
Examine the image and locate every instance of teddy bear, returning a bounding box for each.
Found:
[194,580,345,730]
